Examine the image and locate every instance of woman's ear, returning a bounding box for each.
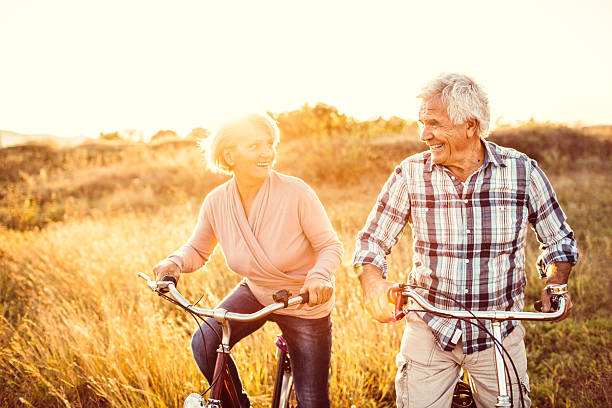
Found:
[223,149,234,167]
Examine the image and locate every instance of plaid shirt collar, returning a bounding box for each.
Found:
[424,138,507,173]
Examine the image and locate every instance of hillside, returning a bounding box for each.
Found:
[0,129,92,148]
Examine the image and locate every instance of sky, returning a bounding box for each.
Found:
[1,0,611,139]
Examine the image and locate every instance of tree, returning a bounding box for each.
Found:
[150,130,178,142]
[187,127,210,140]
[99,131,122,141]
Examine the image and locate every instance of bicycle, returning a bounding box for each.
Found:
[138,273,306,408]
[387,283,568,408]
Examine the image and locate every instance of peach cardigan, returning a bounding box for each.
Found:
[168,171,343,318]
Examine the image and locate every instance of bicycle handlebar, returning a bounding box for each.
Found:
[388,283,567,322]
[138,273,309,322]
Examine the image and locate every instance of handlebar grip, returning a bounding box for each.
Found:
[161,275,178,285]
[534,295,560,312]
[159,275,178,294]
[273,289,309,306]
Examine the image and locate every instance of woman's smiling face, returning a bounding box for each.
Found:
[226,130,277,183]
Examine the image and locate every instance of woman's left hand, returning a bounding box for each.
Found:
[300,278,334,306]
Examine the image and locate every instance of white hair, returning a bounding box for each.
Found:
[201,112,280,174]
[418,73,490,137]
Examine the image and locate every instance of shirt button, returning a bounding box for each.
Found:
[464,288,469,294]
[466,229,471,234]
[451,176,456,180]
[464,199,468,204]
[465,259,470,264]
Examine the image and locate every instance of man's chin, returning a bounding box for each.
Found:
[431,153,445,164]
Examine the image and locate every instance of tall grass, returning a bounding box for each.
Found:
[1,125,611,407]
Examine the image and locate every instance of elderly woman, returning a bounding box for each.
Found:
[152,113,342,408]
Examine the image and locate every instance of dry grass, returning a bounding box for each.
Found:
[1,124,611,407]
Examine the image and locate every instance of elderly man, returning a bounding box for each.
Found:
[353,73,578,407]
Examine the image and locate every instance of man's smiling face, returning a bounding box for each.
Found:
[418,94,472,168]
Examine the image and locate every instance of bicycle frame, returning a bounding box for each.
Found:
[208,322,241,407]
[389,284,567,408]
[271,335,295,408]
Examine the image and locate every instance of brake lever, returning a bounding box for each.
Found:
[388,284,409,321]
[534,294,561,312]
[137,272,175,294]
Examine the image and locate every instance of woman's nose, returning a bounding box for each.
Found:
[260,144,274,157]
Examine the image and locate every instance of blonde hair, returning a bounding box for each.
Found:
[418,73,490,137]
[201,113,280,174]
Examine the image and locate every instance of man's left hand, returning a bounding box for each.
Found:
[541,262,573,321]
[540,289,573,321]
[300,278,334,306]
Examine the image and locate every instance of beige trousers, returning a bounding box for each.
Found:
[395,313,531,408]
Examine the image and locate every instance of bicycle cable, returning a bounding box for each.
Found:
[157,292,226,398]
[190,291,226,383]
[401,284,525,408]
[405,308,519,407]
[435,289,523,408]
[188,313,222,398]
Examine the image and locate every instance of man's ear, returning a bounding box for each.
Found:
[466,119,479,138]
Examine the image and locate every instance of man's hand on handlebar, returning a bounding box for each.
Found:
[541,262,573,321]
[357,264,396,323]
[152,259,181,283]
[540,287,572,321]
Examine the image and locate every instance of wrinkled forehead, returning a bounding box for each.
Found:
[418,94,446,120]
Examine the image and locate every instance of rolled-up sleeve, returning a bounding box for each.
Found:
[352,166,411,278]
[527,161,579,277]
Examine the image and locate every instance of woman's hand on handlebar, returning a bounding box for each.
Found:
[300,277,333,306]
[152,259,181,283]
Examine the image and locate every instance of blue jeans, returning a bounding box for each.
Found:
[191,280,332,408]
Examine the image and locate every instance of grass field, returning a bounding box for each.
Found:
[1,123,611,407]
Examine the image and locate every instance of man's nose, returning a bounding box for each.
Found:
[420,127,433,141]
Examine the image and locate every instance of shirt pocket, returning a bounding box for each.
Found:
[487,204,523,244]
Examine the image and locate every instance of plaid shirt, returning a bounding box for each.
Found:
[353,140,579,354]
